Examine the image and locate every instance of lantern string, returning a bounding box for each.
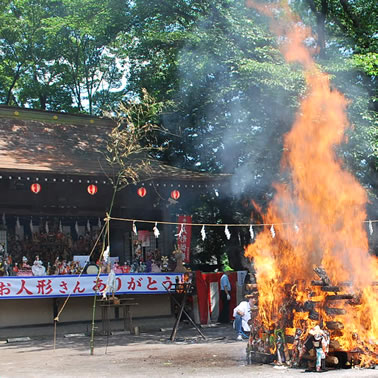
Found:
[107,216,378,228]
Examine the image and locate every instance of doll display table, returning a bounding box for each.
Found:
[97,298,138,336]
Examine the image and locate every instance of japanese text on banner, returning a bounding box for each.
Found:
[0,273,183,299]
[177,215,192,263]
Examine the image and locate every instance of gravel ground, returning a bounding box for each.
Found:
[0,323,377,378]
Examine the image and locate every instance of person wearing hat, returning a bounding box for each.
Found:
[218,268,232,323]
[232,294,258,340]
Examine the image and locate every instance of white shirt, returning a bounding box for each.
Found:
[233,301,251,332]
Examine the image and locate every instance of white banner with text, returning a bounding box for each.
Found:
[0,273,183,299]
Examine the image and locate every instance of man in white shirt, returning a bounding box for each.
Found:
[233,295,257,340]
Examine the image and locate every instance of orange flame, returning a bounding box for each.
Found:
[245,0,377,366]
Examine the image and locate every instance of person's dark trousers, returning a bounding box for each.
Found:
[218,290,230,323]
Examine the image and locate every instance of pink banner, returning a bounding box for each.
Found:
[177,215,192,263]
[0,273,183,299]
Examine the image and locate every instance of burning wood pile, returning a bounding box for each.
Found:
[245,266,378,371]
[240,2,378,372]
[241,1,378,372]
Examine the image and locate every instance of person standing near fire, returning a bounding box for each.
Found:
[233,294,258,340]
[218,268,232,323]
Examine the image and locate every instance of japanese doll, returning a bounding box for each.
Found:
[121,262,131,273]
[112,262,123,274]
[3,254,13,276]
[145,259,152,273]
[161,256,169,272]
[52,257,61,275]
[59,260,69,275]
[150,260,161,273]
[69,261,81,274]
[18,256,33,276]
[12,263,19,275]
[32,260,46,276]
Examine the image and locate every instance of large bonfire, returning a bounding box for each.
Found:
[245,0,378,368]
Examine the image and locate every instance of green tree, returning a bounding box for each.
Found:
[40,0,128,114]
[0,0,376,263]
[120,0,377,266]
[118,0,305,267]
[123,0,304,174]
[0,0,128,113]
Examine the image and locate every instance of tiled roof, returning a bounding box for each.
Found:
[0,106,229,183]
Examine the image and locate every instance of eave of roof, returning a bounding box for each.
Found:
[0,106,230,183]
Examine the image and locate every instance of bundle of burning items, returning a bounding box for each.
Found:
[245,266,377,371]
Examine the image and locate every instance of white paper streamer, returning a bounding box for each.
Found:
[153,222,160,238]
[2,213,6,226]
[102,268,117,298]
[270,224,275,238]
[249,225,254,240]
[87,219,91,233]
[75,221,79,234]
[108,269,116,292]
[45,220,49,234]
[103,245,110,263]
[201,225,206,241]
[98,217,101,228]
[175,224,184,238]
[294,223,299,233]
[30,218,34,233]
[369,220,374,235]
[225,225,231,240]
[179,224,185,238]
[59,220,63,233]
[16,217,21,231]
[132,221,137,235]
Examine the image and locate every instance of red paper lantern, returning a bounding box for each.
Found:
[87,184,98,195]
[137,187,147,198]
[171,189,180,200]
[30,183,41,194]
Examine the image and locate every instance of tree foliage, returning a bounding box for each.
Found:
[0,0,128,113]
[105,89,166,191]
[0,0,376,264]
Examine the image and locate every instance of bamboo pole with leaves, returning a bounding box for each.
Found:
[89,89,166,355]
